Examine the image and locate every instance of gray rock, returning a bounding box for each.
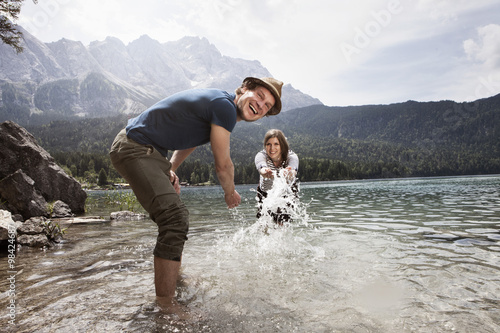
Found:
[0,169,48,219]
[52,200,74,218]
[17,234,51,247]
[17,216,46,235]
[0,121,87,215]
[110,211,148,221]
[12,214,24,222]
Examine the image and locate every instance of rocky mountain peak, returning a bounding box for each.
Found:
[0,26,65,82]
[47,38,102,77]
[0,27,322,125]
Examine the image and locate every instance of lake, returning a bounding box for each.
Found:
[1,175,499,332]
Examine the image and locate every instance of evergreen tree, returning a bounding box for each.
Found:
[98,168,108,186]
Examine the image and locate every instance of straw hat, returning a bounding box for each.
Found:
[243,77,283,115]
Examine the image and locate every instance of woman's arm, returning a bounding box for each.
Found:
[255,150,273,179]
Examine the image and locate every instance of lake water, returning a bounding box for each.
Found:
[1,175,499,332]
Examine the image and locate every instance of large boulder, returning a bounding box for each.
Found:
[0,121,87,216]
[0,169,49,219]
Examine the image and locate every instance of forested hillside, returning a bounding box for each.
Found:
[24,93,500,186]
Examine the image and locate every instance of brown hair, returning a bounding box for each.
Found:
[263,129,289,163]
[235,79,258,96]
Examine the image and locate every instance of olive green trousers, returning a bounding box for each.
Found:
[109,129,189,261]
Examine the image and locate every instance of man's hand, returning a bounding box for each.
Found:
[224,190,241,209]
[169,170,181,194]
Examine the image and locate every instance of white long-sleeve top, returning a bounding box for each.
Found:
[255,149,299,192]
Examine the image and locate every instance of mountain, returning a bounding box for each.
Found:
[0,27,321,125]
[244,93,500,145]
[3,28,499,182]
[226,93,500,165]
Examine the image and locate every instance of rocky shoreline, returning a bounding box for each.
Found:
[0,120,133,249]
[1,209,147,249]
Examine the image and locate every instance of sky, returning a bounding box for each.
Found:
[16,0,500,107]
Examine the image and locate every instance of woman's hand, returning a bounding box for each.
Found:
[283,166,297,182]
[259,167,274,179]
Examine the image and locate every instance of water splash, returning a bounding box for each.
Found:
[214,169,319,261]
[251,168,309,233]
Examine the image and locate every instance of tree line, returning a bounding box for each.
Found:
[18,92,500,187]
[47,145,500,188]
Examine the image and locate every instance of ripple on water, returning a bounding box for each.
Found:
[3,176,499,333]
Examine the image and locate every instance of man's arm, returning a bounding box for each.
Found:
[210,123,241,208]
[168,147,196,194]
[170,147,196,172]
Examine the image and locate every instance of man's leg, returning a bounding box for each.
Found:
[154,256,181,299]
[110,131,189,307]
[154,257,191,318]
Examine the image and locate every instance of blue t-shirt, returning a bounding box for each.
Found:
[126,89,237,157]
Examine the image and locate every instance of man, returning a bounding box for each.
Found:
[109,77,283,311]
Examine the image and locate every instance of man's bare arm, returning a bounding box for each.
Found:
[170,147,196,172]
[210,124,241,208]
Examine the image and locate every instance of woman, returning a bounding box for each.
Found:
[255,129,299,224]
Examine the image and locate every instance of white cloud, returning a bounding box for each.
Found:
[464,24,500,69]
[459,24,500,101]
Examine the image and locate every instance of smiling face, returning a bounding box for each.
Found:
[235,86,276,122]
[265,137,282,163]
[263,129,289,165]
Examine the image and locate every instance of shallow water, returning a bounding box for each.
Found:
[1,175,499,332]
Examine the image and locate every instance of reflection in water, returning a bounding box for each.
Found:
[0,176,499,332]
